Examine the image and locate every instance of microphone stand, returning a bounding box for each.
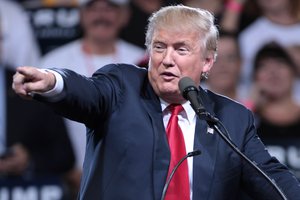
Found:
[160,150,201,200]
[195,109,288,200]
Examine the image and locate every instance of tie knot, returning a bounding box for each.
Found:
[168,104,184,116]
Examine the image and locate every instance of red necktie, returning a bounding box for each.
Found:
[165,104,190,200]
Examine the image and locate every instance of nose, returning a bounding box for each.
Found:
[162,48,175,67]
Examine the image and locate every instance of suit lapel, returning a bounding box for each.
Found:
[192,88,220,199]
[141,79,170,200]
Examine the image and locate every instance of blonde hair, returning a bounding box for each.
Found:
[145,5,219,60]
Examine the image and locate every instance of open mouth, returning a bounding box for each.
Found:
[161,72,178,80]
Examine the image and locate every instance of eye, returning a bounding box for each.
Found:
[153,43,165,53]
[177,47,189,55]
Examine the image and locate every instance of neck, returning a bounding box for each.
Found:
[82,37,116,55]
[259,95,300,125]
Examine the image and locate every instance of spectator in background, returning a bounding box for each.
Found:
[204,31,253,109]
[204,31,241,99]
[39,0,146,192]
[0,21,75,199]
[239,0,300,99]
[251,42,300,180]
[0,0,41,68]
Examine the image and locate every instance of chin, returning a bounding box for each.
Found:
[161,95,185,104]
[159,86,177,95]
[160,90,183,103]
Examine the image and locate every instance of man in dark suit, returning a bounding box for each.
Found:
[12,4,300,200]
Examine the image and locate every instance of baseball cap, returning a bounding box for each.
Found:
[79,0,129,7]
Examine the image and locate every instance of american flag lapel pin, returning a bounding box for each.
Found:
[207,127,214,134]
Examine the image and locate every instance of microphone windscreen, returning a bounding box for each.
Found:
[178,77,196,94]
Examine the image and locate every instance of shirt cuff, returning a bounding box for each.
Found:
[36,69,64,101]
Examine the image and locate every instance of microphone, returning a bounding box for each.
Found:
[160,150,201,200]
[179,77,204,113]
[179,77,218,123]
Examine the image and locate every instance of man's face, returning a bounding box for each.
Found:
[81,1,127,42]
[255,58,294,99]
[207,37,241,93]
[148,28,214,103]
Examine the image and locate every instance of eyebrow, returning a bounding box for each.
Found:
[153,39,191,47]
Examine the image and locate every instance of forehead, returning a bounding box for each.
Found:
[257,58,295,74]
[152,28,201,45]
[84,1,120,9]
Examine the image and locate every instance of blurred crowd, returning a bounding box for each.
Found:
[0,0,299,199]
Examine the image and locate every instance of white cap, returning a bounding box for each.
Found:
[79,0,129,6]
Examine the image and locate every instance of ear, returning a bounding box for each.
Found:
[202,51,215,73]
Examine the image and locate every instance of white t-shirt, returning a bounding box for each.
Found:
[238,17,300,102]
[40,39,146,76]
[40,39,146,168]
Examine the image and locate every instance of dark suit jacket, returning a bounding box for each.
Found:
[38,64,300,199]
[4,68,75,176]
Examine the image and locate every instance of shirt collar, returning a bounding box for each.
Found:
[160,99,196,124]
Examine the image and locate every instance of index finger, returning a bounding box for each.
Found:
[16,66,39,80]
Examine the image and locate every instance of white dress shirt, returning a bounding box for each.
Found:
[161,99,196,199]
